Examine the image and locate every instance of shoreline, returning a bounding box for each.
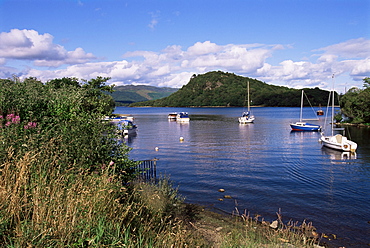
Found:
[335,122,370,128]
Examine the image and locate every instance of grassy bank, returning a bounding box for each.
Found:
[0,150,325,247]
[0,77,327,247]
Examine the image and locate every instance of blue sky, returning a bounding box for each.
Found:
[0,0,369,92]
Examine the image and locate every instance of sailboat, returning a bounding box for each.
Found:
[320,76,357,153]
[239,81,255,124]
[290,90,321,131]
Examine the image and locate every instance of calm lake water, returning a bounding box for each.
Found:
[114,106,370,248]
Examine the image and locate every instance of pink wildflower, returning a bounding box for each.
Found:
[6,113,14,120]
[24,122,37,129]
[12,116,20,124]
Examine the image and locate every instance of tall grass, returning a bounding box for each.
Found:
[0,142,201,247]
[0,145,324,247]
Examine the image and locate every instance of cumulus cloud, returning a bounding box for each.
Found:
[187,41,222,56]
[1,31,369,91]
[0,29,96,66]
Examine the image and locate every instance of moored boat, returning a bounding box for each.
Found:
[290,90,321,131]
[290,122,321,131]
[320,75,357,153]
[104,114,134,122]
[104,115,137,136]
[239,111,255,124]
[176,112,190,122]
[168,113,177,120]
[116,119,137,136]
[320,132,357,152]
[317,104,324,115]
[239,80,255,124]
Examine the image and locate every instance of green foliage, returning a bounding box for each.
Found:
[130,71,331,107]
[0,76,136,182]
[363,77,370,88]
[340,77,370,124]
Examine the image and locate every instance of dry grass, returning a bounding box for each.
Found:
[0,144,204,247]
[0,144,325,247]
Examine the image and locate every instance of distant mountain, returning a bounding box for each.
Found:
[111,85,178,106]
[130,71,334,107]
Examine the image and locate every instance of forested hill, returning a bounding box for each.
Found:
[130,71,333,107]
[112,85,178,106]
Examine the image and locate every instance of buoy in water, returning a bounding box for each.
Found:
[155,147,159,151]
[179,137,184,142]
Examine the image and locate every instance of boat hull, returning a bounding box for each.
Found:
[239,116,255,124]
[320,134,357,153]
[290,122,321,131]
[177,117,190,122]
[122,126,137,136]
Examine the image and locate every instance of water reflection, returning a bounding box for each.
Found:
[321,146,357,162]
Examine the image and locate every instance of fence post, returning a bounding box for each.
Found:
[136,158,158,182]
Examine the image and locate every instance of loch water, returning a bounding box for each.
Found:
[114,106,370,248]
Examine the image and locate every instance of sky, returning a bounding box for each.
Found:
[0,0,369,93]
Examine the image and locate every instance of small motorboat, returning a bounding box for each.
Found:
[176,112,190,122]
[116,119,137,136]
[168,113,177,120]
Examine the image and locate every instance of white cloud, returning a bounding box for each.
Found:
[187,41,222,56]
[0,29,96,67]
[1,31,369,91]
[316,38,370,59]
[349,58,370,78]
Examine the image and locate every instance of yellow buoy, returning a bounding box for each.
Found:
[179,137,184,142]
[155,147,159,151]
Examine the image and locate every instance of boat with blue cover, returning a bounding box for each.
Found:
[290,90,321,131]
[116,119,137,136]
[176,112,190,122]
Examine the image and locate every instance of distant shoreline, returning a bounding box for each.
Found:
[125,105,329,108]
[335,122,370,128]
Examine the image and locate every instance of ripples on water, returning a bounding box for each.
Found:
[116,107,370,248]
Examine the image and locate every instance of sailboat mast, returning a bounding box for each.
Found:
[247,80,250,112]
[331,75,335,136]
[300,90,303,122]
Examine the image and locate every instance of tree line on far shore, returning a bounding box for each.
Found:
[130,71,334,107]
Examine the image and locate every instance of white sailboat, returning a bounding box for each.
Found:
[239,81,255,124]
[320,76,357,153]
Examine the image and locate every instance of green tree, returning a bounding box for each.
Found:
[340,77,370,124]
[363,77,370,88]
[0,76,137,182]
